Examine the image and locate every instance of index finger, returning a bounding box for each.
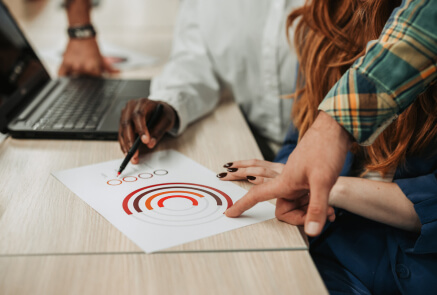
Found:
[225,159,282,170]
[132,99,155,145]
[225,180,281,218]
[119,101,136,151]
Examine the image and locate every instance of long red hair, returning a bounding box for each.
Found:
[287,0,437,175]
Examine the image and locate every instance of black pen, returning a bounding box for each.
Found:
[117,104,164,177]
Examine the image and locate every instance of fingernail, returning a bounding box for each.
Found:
[223,162,233,168]
[150,138,157,147]
[305,221,320,236]
[227,168,238,172]
[216,172,227,178]
[141,134,148,143]
[246,176,256,181]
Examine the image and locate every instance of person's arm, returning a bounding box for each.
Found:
[319,0,437,145]
[58,0,118,76]
[227,0,437,237]
[147,0,220,136]
[65,0,90,25]
[118,0,221,161]
[334,168,437,253]
[226,111,352,236]
[219,159,422,232]
[330,177,421,232]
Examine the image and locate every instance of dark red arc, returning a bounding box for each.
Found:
[157,195,198,207]
[122,182,233,215]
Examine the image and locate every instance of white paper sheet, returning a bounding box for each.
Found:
[52,150,275,253]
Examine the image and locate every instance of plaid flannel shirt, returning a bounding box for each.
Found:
[318,0,437,145]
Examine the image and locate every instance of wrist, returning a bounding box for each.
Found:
[329,177,347,208]
[68,24,96,39]
[161,102,180,135]
[168,105,179,132]
[314,111,353,150]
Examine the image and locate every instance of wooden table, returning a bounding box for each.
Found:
[0,1,327,294]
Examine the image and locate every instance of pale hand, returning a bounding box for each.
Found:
[225,111,352,236]
[218,159,336,225]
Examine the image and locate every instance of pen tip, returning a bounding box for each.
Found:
[117,172,121,178]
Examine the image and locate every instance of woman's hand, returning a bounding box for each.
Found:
[216,159,284,184]
[225,112,350,236]
[218,159,335,226]
[118,98,177,164]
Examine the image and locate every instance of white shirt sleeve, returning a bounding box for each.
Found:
[149,0,220,136]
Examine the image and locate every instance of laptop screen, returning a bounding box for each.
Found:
[0,3,50,112]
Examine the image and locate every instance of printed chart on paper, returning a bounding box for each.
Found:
[53,150,275,253]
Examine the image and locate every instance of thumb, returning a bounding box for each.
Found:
[304,183,331,237]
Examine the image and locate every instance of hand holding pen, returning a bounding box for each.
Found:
[118,98,178,165]
[117,102,174,176]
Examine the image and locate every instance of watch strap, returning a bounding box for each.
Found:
[67,24,96,39]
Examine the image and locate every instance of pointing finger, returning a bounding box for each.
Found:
[225,180,282,218]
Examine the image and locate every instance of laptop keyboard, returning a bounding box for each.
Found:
[33,79,120,131]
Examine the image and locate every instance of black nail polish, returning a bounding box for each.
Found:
[217,172,227,178]
[247,176,256,181]
[227,168,238,172]
[223,162,233,168]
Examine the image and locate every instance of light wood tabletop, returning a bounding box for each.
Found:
[0,251,327,295]
[0,95,307,255]
[1,0,307,256]
[0,0,326,294]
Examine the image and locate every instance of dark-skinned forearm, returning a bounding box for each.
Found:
[65,0,91,26]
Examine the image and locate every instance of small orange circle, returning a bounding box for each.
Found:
[107,179,122,186]
[123,176,138,182]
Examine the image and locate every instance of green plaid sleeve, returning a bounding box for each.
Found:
[318,0,437,145]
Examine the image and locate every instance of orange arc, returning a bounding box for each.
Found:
[145,190,204,210]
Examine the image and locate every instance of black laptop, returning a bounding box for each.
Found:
[0,1,150,140]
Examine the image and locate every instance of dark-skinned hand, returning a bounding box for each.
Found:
[118,98,177,164]
[58,38,119,77]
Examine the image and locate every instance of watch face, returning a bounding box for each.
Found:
[73,29,94,38]
[68,25,96,39]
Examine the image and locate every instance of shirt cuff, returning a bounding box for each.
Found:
[395,173,437,254]
[318,69,400,146]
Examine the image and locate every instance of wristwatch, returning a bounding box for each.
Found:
[67,24,96,39]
